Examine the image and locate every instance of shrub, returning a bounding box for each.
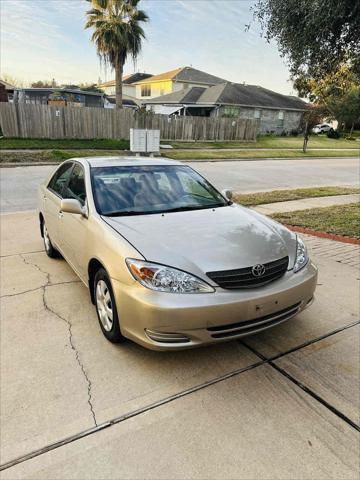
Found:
[327,129,341,139]
[290,129,299,136]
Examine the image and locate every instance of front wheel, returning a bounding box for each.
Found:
[94,268,125,343]
[43,222,60,258]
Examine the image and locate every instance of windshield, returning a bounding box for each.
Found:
[91,165,227,216]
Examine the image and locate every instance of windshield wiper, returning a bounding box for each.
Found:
[161,203,225,213]
[102,210,154,217]
[102,203,226,217]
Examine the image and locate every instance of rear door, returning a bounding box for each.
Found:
[44,162,73,248]
[59,163,88,279]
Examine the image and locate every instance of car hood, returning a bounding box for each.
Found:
[104,205,297,281]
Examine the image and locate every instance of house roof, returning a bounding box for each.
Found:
[149,87,206,104]
[98,73,152,88]
[215,83,307,110]
[105,94,141,107]
[15,87,104,97]
[134,67,227,85]
[106,97,137,107]
[0,79,15,90]
[144,82,308,111]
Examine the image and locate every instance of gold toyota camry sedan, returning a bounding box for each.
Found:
[38,157,317,350]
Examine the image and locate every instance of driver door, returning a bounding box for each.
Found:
[45,162,74,249]
[59,163,88,280]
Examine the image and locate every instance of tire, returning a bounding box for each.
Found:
[42,221,60,258]
[94,268,125,343]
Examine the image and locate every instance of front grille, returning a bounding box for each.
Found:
[207,302,301,339]
[207,256,289,289]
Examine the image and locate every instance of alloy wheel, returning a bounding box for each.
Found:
[96,279,113,332]
[43,224,51,253]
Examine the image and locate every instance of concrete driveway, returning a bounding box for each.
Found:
[1,211,359,479]
[1,156,359,212]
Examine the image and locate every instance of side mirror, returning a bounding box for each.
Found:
[221,189,233,201]
[60,198,85,216]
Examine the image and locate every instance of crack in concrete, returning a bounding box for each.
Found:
[0,250,44,259]
[18,254,98,427]
[19,253,51,284]
[1,285,45,298]
[43,288,98,427]
[0,280,81,299]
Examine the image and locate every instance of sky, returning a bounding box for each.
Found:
[1,0,296,95]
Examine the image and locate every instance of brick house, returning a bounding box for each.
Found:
[143,82,308,134]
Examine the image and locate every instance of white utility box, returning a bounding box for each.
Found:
[146,129,160,153]
[130,128,160,153]
[130,129,147,153]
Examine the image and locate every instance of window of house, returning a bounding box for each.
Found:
[63,164,86,205]
[141,85,151,97]
[254,109,261,119]
[223,106,240,117]
[278,110,285,127]
[159,85,165,96]
[48,162,73,197]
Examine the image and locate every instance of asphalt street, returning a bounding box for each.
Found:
[0,156,359,212]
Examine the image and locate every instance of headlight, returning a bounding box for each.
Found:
[293,236,309,273]
[126,259,215,293]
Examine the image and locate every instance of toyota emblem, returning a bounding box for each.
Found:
[252,264,266,277]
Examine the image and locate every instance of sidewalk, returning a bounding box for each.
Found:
[252,193,359,215]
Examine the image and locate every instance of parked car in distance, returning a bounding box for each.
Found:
[38,157,317,350]
[312,123,332,134]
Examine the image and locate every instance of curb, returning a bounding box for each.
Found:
[169,156,359,163]
[285,225,360,245]
[0,162,60,168]
[1,156,358,167]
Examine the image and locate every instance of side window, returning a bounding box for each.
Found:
[48,163,73,197]
[63,164,86,205]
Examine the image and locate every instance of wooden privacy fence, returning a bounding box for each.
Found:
[0,103,258,142]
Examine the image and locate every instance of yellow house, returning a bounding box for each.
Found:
[134,67,226,100]
[98,72,153,97]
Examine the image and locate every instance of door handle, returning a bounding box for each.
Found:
[43,195,47,201]
[58,211,64,219]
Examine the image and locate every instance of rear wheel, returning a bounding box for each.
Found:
[43,222,60,258]
[94,268,125,343]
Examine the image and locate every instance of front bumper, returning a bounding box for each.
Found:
[112,261,318,350]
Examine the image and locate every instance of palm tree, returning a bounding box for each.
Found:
[85,0,148,109]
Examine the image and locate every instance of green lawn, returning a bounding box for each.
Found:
[233,187,360,207]
[0,138,130,150]
[1,147,358,164]
[164,149,359,160]
[271,203,360,239]
[169,134,359,150]
[0,149,127,164]
[1,134,359,151]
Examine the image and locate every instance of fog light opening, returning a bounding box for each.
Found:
[145,329,190,344]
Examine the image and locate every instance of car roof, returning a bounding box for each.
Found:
[69,156,183,168]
